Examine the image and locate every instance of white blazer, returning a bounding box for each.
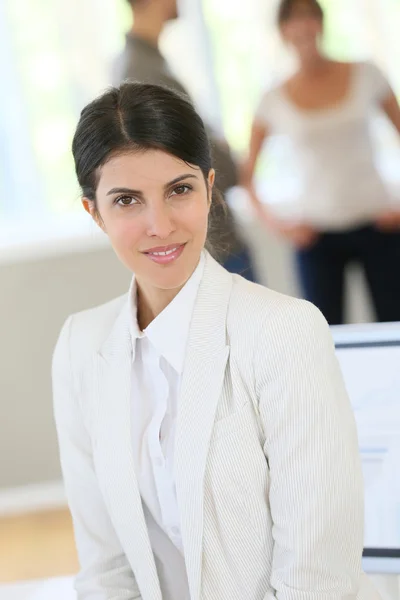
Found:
[53,252,379,600]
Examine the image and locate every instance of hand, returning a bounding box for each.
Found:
[274,221,320,249]
[375,210,400,232]
[243,184,273,229]
[241,182,319,248]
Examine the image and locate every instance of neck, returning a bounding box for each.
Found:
[130,11,164,47]
[298,52,328,76]
[136,284,182,331]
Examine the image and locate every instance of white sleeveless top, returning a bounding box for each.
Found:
[255,62,392,230]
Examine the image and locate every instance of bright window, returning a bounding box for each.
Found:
[0,0,128,235]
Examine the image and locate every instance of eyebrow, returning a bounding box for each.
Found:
[106,173,199,196]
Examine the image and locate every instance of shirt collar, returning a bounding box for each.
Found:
[129,253,205,374]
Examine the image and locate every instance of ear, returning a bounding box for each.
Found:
[207,169,215,205]
[82,198,107,233]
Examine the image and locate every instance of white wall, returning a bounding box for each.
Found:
[0,245,130,491]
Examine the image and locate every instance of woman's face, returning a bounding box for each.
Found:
[280,3,322,57]
[86,149,213,293]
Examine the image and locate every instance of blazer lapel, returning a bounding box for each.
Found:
[175,254,233,600]
[95,301,162,600]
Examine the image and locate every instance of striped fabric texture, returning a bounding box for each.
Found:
[52,252,381,600]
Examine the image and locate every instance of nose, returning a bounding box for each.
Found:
[146,203,175,239]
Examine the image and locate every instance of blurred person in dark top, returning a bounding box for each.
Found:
[113,0,257,281]
[242,0,400,324]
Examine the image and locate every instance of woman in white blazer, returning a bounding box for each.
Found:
[53,82,379,600]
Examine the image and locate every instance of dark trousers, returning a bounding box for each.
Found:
[223,247,257,282]
[296,225,400,325]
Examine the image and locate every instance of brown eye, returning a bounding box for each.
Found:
[171,184,191,196]
[116,195,138,206]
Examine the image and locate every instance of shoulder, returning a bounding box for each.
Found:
[228,277,337,394]
[356,59,380,74]
[53,294,128,369]
[354,60,381,80]
[254,83,282,125]
[356,61,391,99]
[228,275,331,351]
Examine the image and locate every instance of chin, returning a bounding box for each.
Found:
[139,251,201,291]
[145,267,193,292]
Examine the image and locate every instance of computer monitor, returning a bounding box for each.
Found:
[331,322,400,574]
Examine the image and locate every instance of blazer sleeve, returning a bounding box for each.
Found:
[255,300,364,600]
[52,316,142,600]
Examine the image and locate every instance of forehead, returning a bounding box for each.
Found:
[96,149,200,194]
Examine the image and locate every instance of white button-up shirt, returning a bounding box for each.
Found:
[129,255,205,600]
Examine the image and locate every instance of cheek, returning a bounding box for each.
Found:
[177,200,210,236]
[313,23,322,37]
[304,20,321,38]
[103,213,144,250]
[283,25,298,44]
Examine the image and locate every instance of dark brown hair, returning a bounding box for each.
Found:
[72,82,227,257]
[277,0,323,26]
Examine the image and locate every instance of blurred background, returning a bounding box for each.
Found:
[1,0,400,595]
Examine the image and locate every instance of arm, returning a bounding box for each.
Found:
[256,301,364,600]
[381,89,400,135]
[375,89,400,229]
[52,317,141,600]
[241,122,319,246]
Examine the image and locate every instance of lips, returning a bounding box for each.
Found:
[142,243,185,256]
[142,243,187,265]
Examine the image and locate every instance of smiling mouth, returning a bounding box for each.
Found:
[142,243,187,264]
[143,243,186,255]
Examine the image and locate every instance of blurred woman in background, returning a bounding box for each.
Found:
[243,0,400,324]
